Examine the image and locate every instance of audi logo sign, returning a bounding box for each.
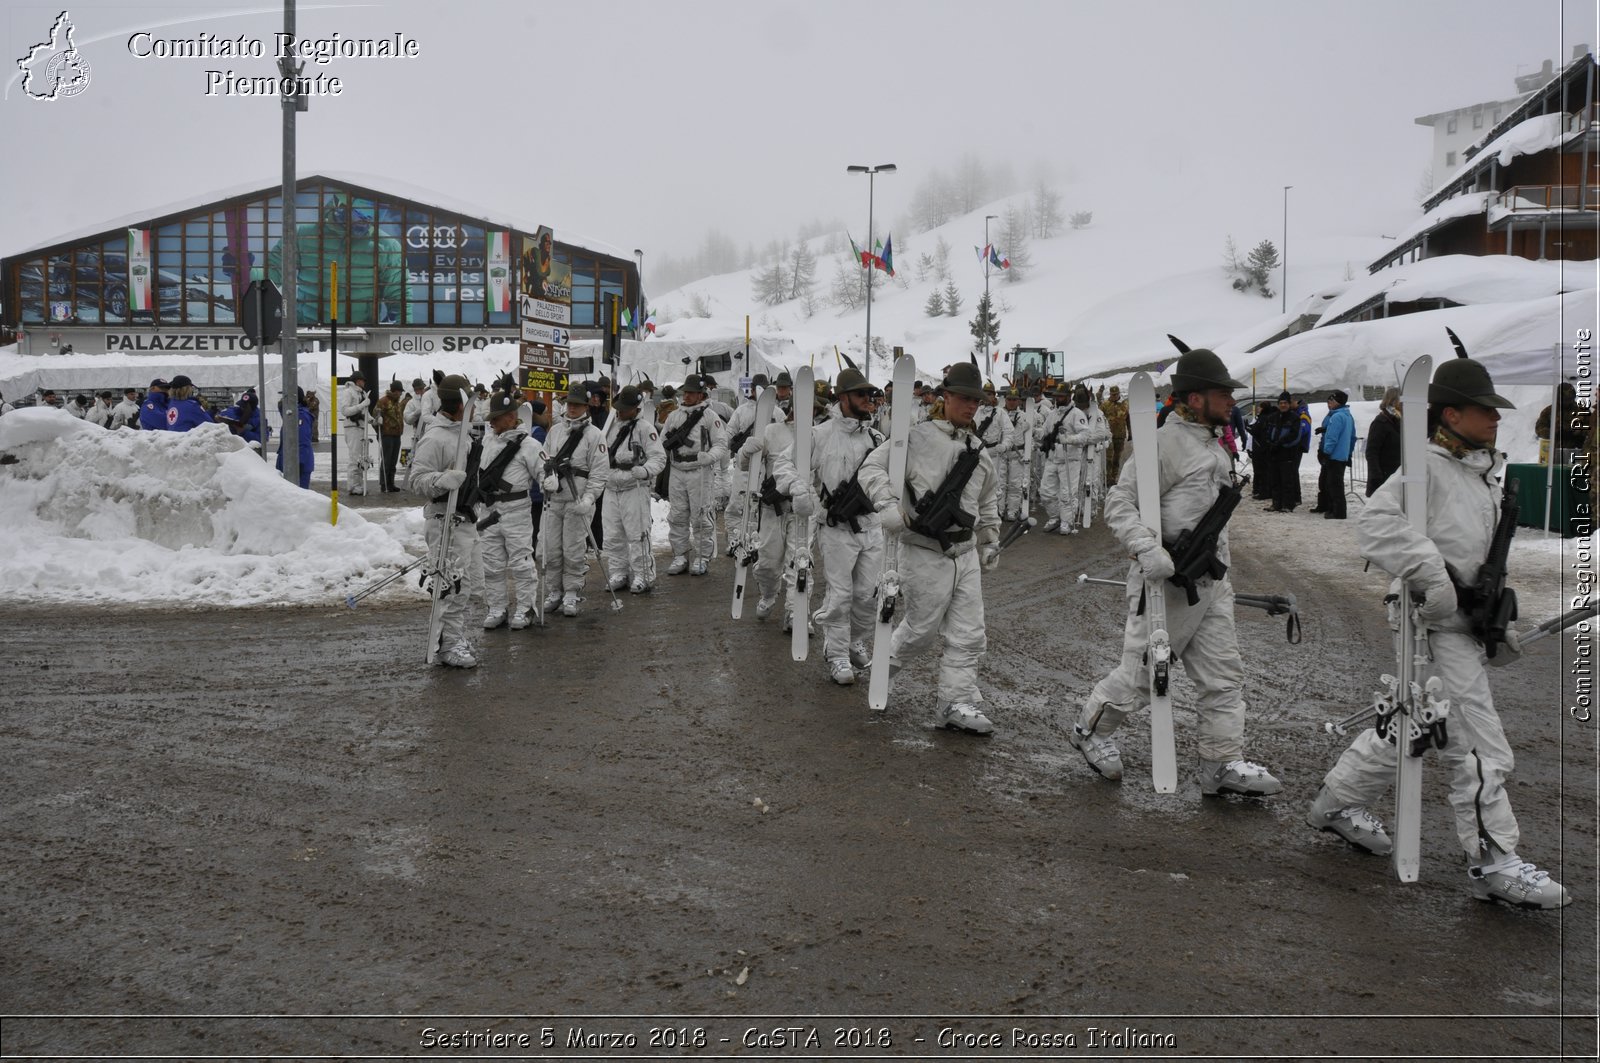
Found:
[405,224,464,250]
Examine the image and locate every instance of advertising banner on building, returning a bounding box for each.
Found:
[486,230,510,313]
[519,225,571,314]
[128,228,152,311]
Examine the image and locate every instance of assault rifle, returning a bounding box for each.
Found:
[1038,413,1066,456]
[821,474,876,532]
[1165,478,1247,606]
[907,442,983,552]
[661,406,707,455]
[1447,487,1519,658]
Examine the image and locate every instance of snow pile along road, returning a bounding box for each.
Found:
[0,408,415,606]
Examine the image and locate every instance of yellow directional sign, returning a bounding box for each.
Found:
[522,366,569,393]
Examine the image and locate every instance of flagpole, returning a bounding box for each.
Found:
[983,214,997,359]
[847,163,896,384]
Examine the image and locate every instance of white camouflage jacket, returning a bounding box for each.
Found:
[602,414,667,492]
[860,417,1000,558]
[1104,414,1237,570]
[538,415,610,504]
[772,404,881,528]
[1358,441,1504,634]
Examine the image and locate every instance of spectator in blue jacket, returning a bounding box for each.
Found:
[219,390,269,449]
[164,375,214,432]
[275,388,316,489]
[1312,389,1355,520]
[138,379,170,430]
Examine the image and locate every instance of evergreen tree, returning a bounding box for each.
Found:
[1246,239,1280,298]
[914,252,935,283]
[829,257,863,311]
[969,291,1000,353]
[943,279,963,317]
[924,288,945,317]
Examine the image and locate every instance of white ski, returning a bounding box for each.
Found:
[868,356,917,711]
[731,386,777,619]
[1389,354,1437,883]
[789,366,815,661]
[1020,395,1036,521]
[1128,372,1177,793]
[425,389,474,664]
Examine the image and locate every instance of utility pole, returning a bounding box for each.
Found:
[278,0,302,485]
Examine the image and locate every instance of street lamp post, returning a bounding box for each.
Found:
[982,213,998,357]
[632,248,644,338]
[1282,185,1292,314]
[847,163,896,382]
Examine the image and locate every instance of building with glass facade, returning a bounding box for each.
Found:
[1,174,642,358]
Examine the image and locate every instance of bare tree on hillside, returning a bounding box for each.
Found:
[933,236,952,282]
[751,260,789,307]
[954,152,989,213]
[787,243,818,301]
[1032,181,1064,238]
[998,206,1032,283]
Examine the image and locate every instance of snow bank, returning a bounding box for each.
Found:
[0,408,414,605]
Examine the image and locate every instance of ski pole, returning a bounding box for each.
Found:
[1077,573,1123,589]
[1516,600,1600,650]
[1234,592,1302,644]
[987,516,1038,563]
[346,555,426,608]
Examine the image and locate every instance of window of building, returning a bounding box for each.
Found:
[1472,112,1483,129]
[1446,151,1457,167]
[1492,109,1501,124]
[1446,116,1458,134]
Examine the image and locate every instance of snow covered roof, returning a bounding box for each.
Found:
[1321,253,1591,325]
[1219,288,1593,393]
[8,171,634,264]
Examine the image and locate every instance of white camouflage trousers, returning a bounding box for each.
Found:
[668,462,717,562]
[1039,452,1072,523]
[817,522,883,664]
[539,499,591,594]
[602,482,656,586]
[1321,628,1520,858]
[425,515,478,653]
[345,422,371,493]
[889,544,987,706]
[1000,453,1030,518]
[1077,569,1248,762]
[750,505,802,603]
[481,501,539,615]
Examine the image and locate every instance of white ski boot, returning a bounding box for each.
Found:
[667,555,689,575]
[1069,726,1124,781]
[1200,758,1282,797]
[482,609,508,630]
[1469,855,1572,909]
[437,642,477,669]
[690,558,708,576]
[508,607,533,631]
[755,595,777,620]
[938,701,994,735]
[828,659,856,686]
[561,592,579,617]
[630,577,650,594]
[849,640,871,670]
[543,590,563,614]
[1305,786,1391,855]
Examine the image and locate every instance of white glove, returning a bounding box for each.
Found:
[696,452,716,467]
[792,489,818,517]
[979,527,1000,571]
[573,495,595,518]
[1487,628,1524,668]
[541,475,559,494]
[1135,543,1176,581]
[1417,578,1458,627]
[435,469,466,491]
[877,503,906,536]
[631,465,651,481]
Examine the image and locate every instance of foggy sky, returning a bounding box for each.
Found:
[1,0,1591,272]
